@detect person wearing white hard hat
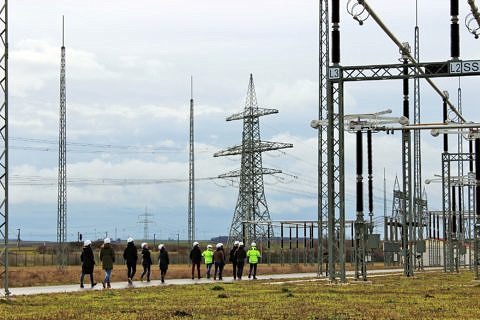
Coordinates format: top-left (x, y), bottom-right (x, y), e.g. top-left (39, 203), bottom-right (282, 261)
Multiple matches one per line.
top-left (123, 237), bottom-right (138, 286)
top-left (80, 240), bottom-right (96, 288)
top-left (229, 241), bottom-right (240, 280)
top-left (247, 242), bottom-right (261, 279)
top-left (99, 237), bottom-right (115, 288)
top-left (140, 243), bottom-right (152, 282)
top-left (189, 242), bottom-right (202, 280)
top-left (213, 243), bottom-right (225, 280)
top-left (235, 242), bottom-right (247, 280)
top-left (158, 244), bottom-right (169, 283)
top-left (202, 244), bottom-right (214, 279)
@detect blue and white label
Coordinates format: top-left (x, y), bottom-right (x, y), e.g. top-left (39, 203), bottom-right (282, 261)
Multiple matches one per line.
top-left (449, 60), bottom-right (480, 74)
top-left (329, 67), bottom-right (340, 79)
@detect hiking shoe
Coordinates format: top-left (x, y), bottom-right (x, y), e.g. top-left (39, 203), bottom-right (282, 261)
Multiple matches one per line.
top-left (80, 284), bottom-right (84, 288)
top-left (101, 281), bottom-right (106, 289)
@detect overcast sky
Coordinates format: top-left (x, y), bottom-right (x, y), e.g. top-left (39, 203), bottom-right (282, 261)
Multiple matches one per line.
top-left (8, 0), bottom-right (480, 241)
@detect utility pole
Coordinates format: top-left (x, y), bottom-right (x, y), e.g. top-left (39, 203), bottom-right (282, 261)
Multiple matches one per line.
top-left (214, 74), bottom-right (292, 247)
top-left (57, 15), bottom-right (67, 269)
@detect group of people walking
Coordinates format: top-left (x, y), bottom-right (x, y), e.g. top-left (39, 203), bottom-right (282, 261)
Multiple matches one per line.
top-left (190, 241), bottom-right (261, 281)
top-left (80, 238), bottom-right (261, 289)
top-left (80, 237), bottom-right (169, 289)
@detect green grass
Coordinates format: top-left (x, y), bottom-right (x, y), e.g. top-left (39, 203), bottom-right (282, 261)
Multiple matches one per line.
top-left (2, 272), bottom-right (480, 319)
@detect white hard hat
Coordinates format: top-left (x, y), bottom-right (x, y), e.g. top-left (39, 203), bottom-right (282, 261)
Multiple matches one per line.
top-left (234, 241), bottom-right (240, 246)
top-left (251, 242), bottom-right (256, 247)
top-left (193, 241), bottom-right (199, 247)
top-left (141, 242), bottom-right (147, 248)
top-left (216, 243), bottom-right (222, 248)
top-left (239, 242), bottom-right (244, 246)
top-left (158, 244), bottom-right (164, 250)
top-left (207, 244), bottom-right (213, 249)
top-left (84, 240), bottom-right (91, 246)
top-left (219, 243), bottom-right (224, 247)
top-left (127, 237), bottom-right (134, 243)
top-left (104, 237), bottom-right (111, 244)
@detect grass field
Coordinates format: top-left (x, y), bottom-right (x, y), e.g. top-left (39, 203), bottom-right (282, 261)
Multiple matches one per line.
top-left (1, 271), bottom-right (479, 319)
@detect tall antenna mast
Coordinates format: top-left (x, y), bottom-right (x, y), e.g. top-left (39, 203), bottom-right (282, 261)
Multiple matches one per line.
top-left (188, 76), bottom-right (195, 243)
top-left (0, 0), bottom-right (9, 297)
top-left (57, 15), bottom-right (67, 268)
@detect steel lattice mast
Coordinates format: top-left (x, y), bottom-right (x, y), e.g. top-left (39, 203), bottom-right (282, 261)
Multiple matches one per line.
top-left (214, 74), bottom-right (292, 246)
top-left (0, 0), bottom-right (8, 297)
top-left (318, 0), bottom-right (329, 276)
top-left (57, 16), bottom-right (67, 268)
top-left (413, 0), bottom-right (426, 271)
top-left (188, 77), bottom-right (195, 243)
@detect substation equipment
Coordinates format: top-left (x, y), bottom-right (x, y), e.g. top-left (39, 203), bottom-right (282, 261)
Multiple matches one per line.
top-left (312, 0), bottom-right (480, 282)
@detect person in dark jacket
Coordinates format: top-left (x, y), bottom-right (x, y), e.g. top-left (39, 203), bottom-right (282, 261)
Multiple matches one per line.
top-left (123, 237), bottom-right (138, 285)
top-left (229, 241), bottom-right (239, 280)
top-left (140, 242), bottom-right (152, 282)
top-left (189, 241), bottom-right (202, 280)
top-left (235, 242), bottom-right (247, 280)
top-left (213, 243), bottom-right (225, 280)
top-left (158, 244), bottom-right (169, 283)
top-left (80, 240), bottom-right (96, 288)
top-left (99, 237), bottom-right (115, 289)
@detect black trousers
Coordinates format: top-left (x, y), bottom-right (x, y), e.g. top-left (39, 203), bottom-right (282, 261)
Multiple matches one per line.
top-left (214, 262), bottom-right (224, 280)
top-left (141, 264), bottom-right (151, 281)
top-left (236, 262), bottom-right (244, 279)
top-left (232, 262), bottom-right (237, 279)
top-left (249, 263), bottom-right (258, 278)
top-left (127, 262), bottom-right (136, 279)
top-left (191, 261), bottom-right (201, 279)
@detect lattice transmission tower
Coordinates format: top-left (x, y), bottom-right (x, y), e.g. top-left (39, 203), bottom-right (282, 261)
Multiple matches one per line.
top-left (138, 207), bottom-right (154, 241)
top-left (0, 0), bottom-right (9, 296)
top-left (214, 74), bottom-right (292, 246)
top-left (57, 16), bottom-right (67, 268)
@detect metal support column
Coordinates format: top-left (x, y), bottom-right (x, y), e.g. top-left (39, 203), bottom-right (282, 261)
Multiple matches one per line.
top-left (475, 138), bottom-right (480, 279)
top-left (0, 0), bottom-right (8, 297)
top-left (57, 16), bottom-right (67, 268)
top-left (318, 0), bottom-right (330, 277)
top-left (401, 53), bottom-right (414, 277)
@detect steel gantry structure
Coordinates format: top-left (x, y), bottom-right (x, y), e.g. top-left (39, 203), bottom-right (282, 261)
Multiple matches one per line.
top-left (57, 17), bottom-right (67, 268)
top-left (317, 0), bottom-right (480, 281)
top-left (0, 0), bottom-right (8, 296)
top-left (214, 74), bottom-right (293, 247)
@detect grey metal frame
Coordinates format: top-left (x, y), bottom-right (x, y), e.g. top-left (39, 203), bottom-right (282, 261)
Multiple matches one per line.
top-left (188, 79), bottom-right (195, 243)
top-left (318, 0), bottom-right (329, 278)
top-left (0, 0), bottom-right (8, 296)
top-left (57, 17), bottom-right (67, 268)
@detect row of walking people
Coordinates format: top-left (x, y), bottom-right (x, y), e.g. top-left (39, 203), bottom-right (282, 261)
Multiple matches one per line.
top-left (80, 237), bottom-right (169, 289)
top-left (80, 237), bottom-right (261, 289)
top-left (189, 240), bottom-right (261, 281)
